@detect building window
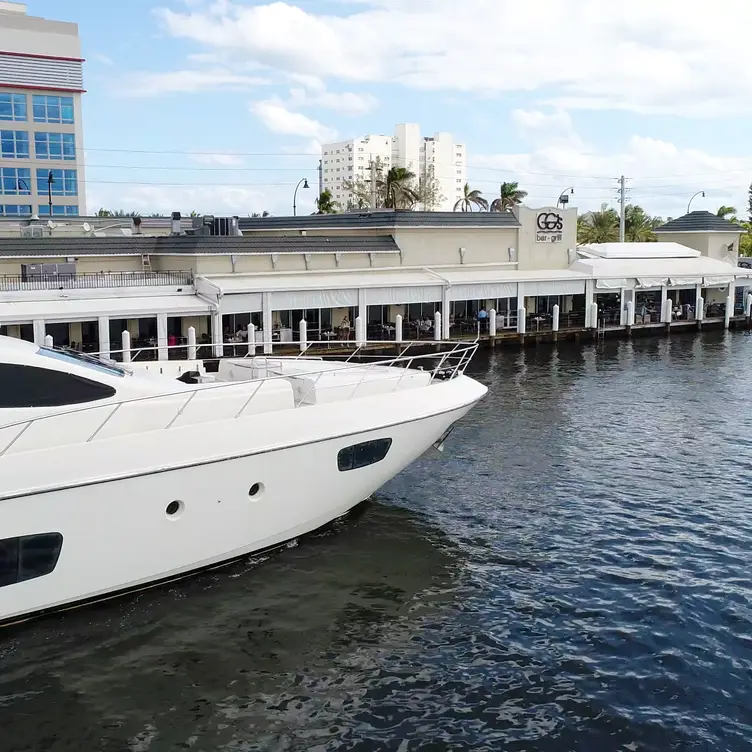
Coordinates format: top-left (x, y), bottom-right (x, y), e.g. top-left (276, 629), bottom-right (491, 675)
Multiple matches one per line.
top-left (38, 204), bottom-right (79, 216)
top-left (35, 132), bottom-right (76, 160)
top-left (1, 130), bottom-right (29, 158)
top-left (0, 363), bottom-right (116, 407)
top-left (32, 95), bottom-right (74, 124)
top-left (0, 204), bottom-right (32, 216)
top-left (0, 93), bottom-right (27, 122)
top-left (0, 167), bottom-right (31, 195)
top-left (36, 169), bottom-right (78, 196)
top-left (337, 438), bottom-right (392, 471)
top-left (0, 533), bottom-right (64, 588)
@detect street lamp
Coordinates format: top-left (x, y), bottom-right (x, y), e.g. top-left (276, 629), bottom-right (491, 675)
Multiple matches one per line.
top-left (557, 187), bottom-right (574, 208)
top-left (47, 170), bottom-right (54, 217)
top-left (293, 177), bottom-right (309, 216)
top-left (687, 190), bottom-right (705, 214)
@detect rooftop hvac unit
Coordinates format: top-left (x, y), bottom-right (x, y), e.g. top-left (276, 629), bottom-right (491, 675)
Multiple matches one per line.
top-left (20, 225), bottom-right (44, 238)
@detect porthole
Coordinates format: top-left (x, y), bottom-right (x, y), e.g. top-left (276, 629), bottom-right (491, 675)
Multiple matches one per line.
top-left (166, 500), bottom-right (184, 518)
top-left (249, 483), bottom-right (264, 498)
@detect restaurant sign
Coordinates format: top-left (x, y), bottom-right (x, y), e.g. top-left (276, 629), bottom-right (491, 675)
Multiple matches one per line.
top-left (535, 211), bottom-right (564, 243)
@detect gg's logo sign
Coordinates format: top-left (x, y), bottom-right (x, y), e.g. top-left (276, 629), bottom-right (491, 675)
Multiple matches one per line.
top-left (536, 212), bottom-right (563, 231)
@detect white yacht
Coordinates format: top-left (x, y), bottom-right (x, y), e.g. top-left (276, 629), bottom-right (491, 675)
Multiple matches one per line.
top-left (0, 336), bottom-right (486, 625)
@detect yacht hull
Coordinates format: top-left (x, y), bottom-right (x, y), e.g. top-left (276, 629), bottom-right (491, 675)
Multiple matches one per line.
top-left (0, 394), bottom-right (480, 625)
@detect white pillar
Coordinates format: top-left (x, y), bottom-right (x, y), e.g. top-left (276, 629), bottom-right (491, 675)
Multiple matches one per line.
top-left (434, 311), bottom-right (442, 341)
top-left (584, 279), bottom-right (594, 328)
top-left (517, 307), bottom-right (526, 334)
top-left (590, 303), bottom-right (599, 329)
top-left (746, 293), bottom-right (752, 318)
top-left (626, 300), bottom-right (635, 326)
top-left (246, 323), bottom-right (255, 356)
top-left (660, 286), bottom-right (668, 322)
top-left (121, 330), bottom-right (131, 363)
top-left (395, 314), bottom-right (403, 343)
top-left (661, 298), bottom-right (671, 323)
top-left (695, 283), bottom-right (703, 318)
top-left (725, 295), bottom-right (732, 329)
top-left (98, 315), bottom-right (110, 359)
top-left (211, 310), bottom-right (223, 358)
top-left (299, 318), bottom-right (307, 352)
top-left (44, 334), bottom-right (53, 348)
top-left (186, 326), bottom-right (196, 361)
top-left (552, 304), bottom-right (560, 332)
top-left (32, 319), bottom-right (46, 346)
top-left (357, 288), bottom-right (367, 340)
top-left (489, 308), bottom-right (497, 335)
top-left (619, 288), bottom-right (627, 326)
top-left (697, 296), bottom-right (705, 322)
top-left (354, 316), bottom-right (365, 346)
top-left (728, 281), bottom-right (736, 319)
top-left (157, 312), bottom-right (169, 361)
top-left (441, 286), bottom-right (451, 339)
top-left (262, 292), bottom-right (272, 355)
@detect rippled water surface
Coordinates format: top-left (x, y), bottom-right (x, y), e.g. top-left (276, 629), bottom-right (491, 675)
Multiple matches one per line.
top-left (4, 332), bottom-right (752, 751)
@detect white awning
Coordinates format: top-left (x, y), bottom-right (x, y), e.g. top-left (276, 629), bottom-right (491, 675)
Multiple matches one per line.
top-left (221, 292), bottom-right (263, 314)
top-left (704, 275), bottom-right (735, 287)
top-left (365, 285), bottom-right (443, 305)
top-left (271, 288), bottom-right (358, 310)
top-left (596, 278), bottom-right (627, 290)
top-left (669, 277), bottom-right (702, 287)
top-left (0, 294), bottom-right (213, 324)
top-left (524, 279), bottom-right (585, 296)
top-left (636, 277), bottom-right (669, 289)
top-left (448, 282), bottom-right (517, 301)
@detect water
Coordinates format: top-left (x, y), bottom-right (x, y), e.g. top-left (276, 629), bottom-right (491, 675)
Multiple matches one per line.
top-left (3, 331), bottom-right (752, 751)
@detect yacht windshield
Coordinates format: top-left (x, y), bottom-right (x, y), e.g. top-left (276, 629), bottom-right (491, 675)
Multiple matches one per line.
top-left (38, 347), bottom-right (128, 378)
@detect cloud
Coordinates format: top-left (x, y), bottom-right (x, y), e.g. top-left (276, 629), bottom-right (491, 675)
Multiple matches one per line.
top-left (117, 68), bottom-right (270, 97)
top-left (93, 53), bottom-right (114, 66)
top-left (472, 112), bottom-right (752, 218)
top-left (154, 0), bottom-right (752, 116)
top-left (287, 87), bottom-right (377, 115)
top-left (251, 100), bottom-right (337, 141)
top-left (188, 153), bottom-right (245, 166)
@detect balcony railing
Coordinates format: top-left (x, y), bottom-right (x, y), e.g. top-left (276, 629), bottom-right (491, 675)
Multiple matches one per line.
top-left (0, 271), bottom-right (194, 291)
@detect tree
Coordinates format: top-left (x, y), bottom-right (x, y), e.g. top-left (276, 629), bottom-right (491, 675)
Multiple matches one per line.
top-left (380, 166), bottom-right (420, 209)
top-left (624, 204), bottom-right (662, 242)
top-left (748, 182), bottom-right (752, 222)
top-left (415, 164), bottom-right (444, 210)
top-left (577, 205), bottom-right (619, 243)
top-left (314, 189), bottom-right (338, 214)
top-left (717, 205), bottom-right (738, 220)
top-left (490, 181), bottom-right (527, 212)
top-left (96, 208), bottom-right (140, 217)
top-left (250, 211), bottom-right (270, 217)
top-left (740, 223), bottom-right (752, 256)
top-left (454, 182), bottom-right (488, 212)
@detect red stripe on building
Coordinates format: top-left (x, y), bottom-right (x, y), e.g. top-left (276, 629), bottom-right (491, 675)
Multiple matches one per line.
top-left (0, 83), bottom-right (86, 94)
top-left (0, 50), bottom-right (85, 63)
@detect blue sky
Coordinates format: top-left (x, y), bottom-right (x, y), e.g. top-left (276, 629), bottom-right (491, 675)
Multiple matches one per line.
top-left (26, 0), bottom-right (752, 218)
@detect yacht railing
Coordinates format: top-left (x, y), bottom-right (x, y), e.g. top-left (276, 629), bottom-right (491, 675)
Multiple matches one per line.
top-left (0, 339), bottom-right (479, 457)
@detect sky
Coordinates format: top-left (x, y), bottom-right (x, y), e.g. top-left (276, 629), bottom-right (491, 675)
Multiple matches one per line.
top-left (25, 0), bottom-right (752, 218)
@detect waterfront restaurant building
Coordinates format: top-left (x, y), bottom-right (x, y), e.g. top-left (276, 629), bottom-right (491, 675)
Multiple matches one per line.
top-left (0, 207), bottom-right (747, 358)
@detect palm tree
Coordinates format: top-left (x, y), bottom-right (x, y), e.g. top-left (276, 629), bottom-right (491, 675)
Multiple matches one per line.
top-left (315, 189), bottom-right (338, 214)
top-left (380, 167), bottom-right (420, 209)
top-left (624, 204), bottom-right (662, 242)
top-left (577, 206), bottom-right (619, 244)
top-left (453, 183), bottom-right (488, 212)
top-left (490, 181), bottom-right (527, 212)
top-left (717, 205), bottom-right (738, 221)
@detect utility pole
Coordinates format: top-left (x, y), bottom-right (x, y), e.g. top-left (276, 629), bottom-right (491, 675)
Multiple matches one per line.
top-left (318, 159), bottom-right (323, 196)
top-left (617, 175), bottom-right (627, 242)
top-left (369, 159), bottom-right (377, 208)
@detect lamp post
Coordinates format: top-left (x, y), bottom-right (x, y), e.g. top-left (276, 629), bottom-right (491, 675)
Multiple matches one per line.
top-left (557, 187), bottom-right (574, 208)
top-left (293, 177), bottom-right (309, 216)
top-left (687, 190), bottom-right (705, 214)
top-left (47, 170), bottom-right (54, 217)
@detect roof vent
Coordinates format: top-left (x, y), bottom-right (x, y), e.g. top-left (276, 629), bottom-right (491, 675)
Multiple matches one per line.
top-left (170, 211), bottom-right (184, 236)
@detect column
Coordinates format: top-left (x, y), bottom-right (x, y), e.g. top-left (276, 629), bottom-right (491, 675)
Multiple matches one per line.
top-left (619, 288), bottom-right (626, 326)
top-left (32, 319), bottom-right (46, 346)
top-left (157, 312), bottom-right (169, 361)
top-left (357, 288), bottom-right (367, 344)
top-left (211, 310), bottom-right (223, 357)
top-left (262, 292), bottom-right (273, 355)
top-left (695, 283), bottom-right (703, 320)
top-left (517, 282), bottom-right (525, 331)
top-left (97, 316), bottom-right (110, 358)
top-left (442, 286), bottom-right (451, 339)
top-left (584, 279), bottom-right (594, 328)
top-left (660, 285), bottom-right (668, 323)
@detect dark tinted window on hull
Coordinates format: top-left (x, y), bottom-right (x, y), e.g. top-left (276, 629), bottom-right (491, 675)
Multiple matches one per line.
top-left (0, 533), bottom-right (63, 587)
top-left (337, 438), bottom-right (393, 471)
top-left (0, 363), bottom-right (116, 407)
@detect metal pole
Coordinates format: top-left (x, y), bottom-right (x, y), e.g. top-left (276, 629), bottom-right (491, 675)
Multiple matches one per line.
top-left (318, 159), bottom-right (323, 195)
top-left (47, 170), bottom-right (53, 217)
top-left (687, 191), bottom-right (705, 214)
top-left (292, 177), bottom-right (307, 216)
top-left (618, 175), bottom-right (626, 242)
top-left (370, 160), bottom-right (377, 208)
